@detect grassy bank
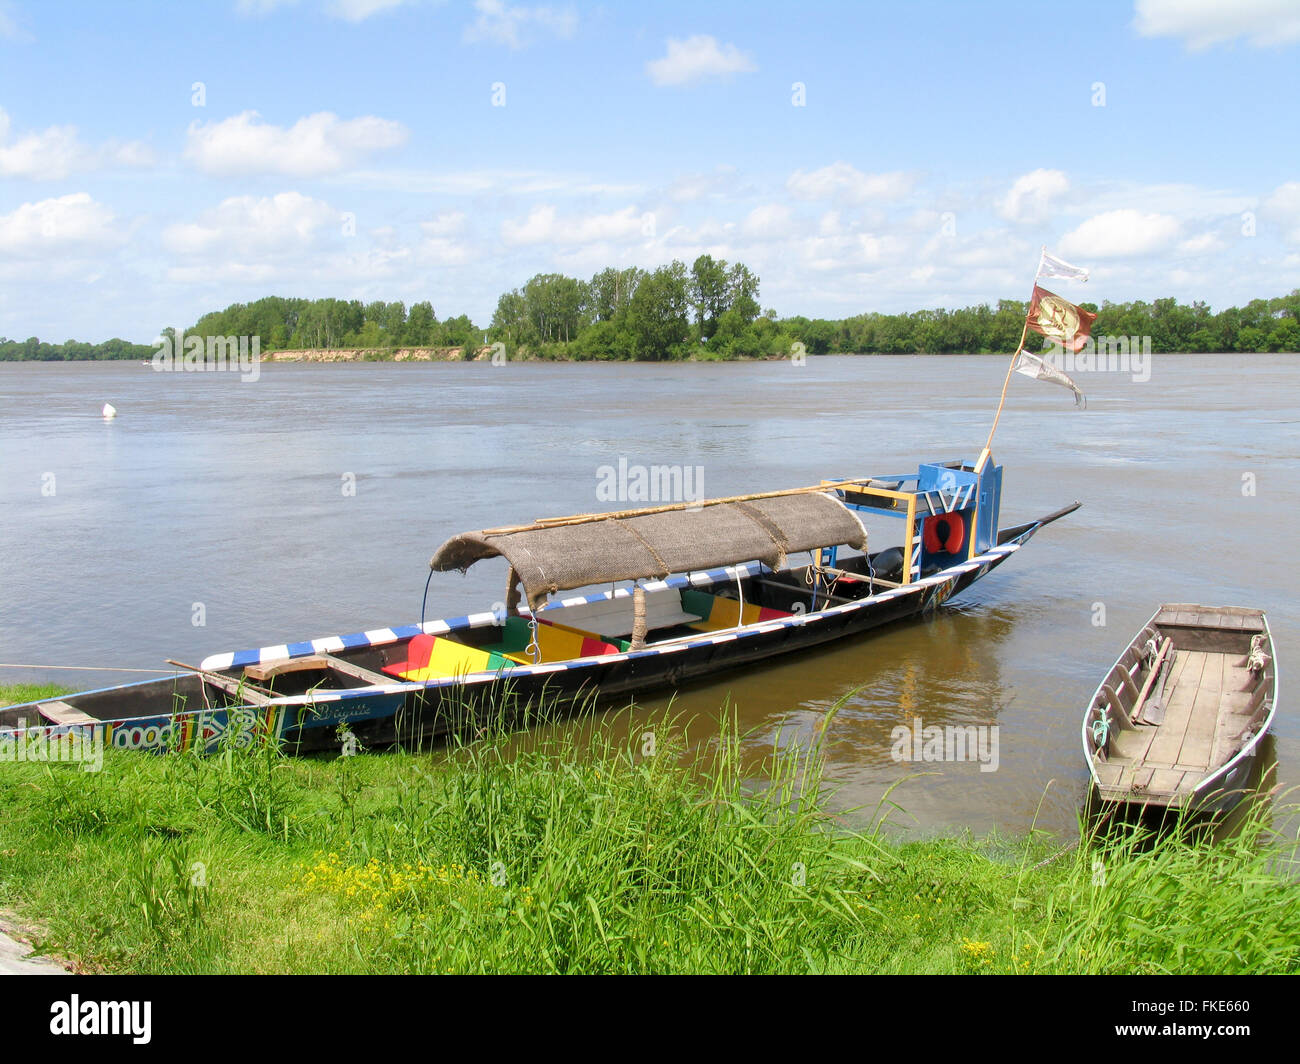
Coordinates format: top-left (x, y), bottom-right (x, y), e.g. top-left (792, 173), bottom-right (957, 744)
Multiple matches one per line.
top-left (1, 685), bottom-right (1296, 974)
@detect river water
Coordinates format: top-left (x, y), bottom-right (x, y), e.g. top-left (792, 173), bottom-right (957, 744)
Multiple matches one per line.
top-left (1, 355), bottom-right (1295, 836)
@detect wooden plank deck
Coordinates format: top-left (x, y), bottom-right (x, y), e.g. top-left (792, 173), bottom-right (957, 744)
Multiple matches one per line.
top-left (1143, 650), bottom-right (1206, 767)
top-left (1173, 651), bottom-right (1225, 770)
top-left (1109, 649), bottom-right (1193, 768)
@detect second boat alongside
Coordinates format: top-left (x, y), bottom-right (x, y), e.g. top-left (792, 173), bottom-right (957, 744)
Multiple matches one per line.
top-left (1082, 604), bottom-right (1277, 815)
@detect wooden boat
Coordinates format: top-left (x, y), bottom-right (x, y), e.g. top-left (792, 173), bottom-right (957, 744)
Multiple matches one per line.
top-left (1082, 604), bottom-right (1277, 814)
top-left (1, 457), bottom-right (1078, 757)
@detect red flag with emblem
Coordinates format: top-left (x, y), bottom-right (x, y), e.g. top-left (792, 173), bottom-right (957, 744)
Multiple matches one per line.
top-left (1025, 285), bottom-right (1097, 353)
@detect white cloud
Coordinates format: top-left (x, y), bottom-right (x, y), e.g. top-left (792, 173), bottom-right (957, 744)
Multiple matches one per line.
top-left (665, 165), bottom-right (743, 203)
top-left (786, 162), bottom-right (915, 204)
top-left (740, 204), bottom-right (796, 240)
top-left (501, 204), bottom-right (649, 245)
top-left (1264, 182), bottom-right (1300, 243)
top-left (338, 167), bottom-right (641, 198)
top-left (0, 193), bottom-right (123, 255)
top-left (1133, 0), bottom-right (1300, 49)
top-left (997, 168), bottom-right (1070, 224)
top-left (421, 210), bottom-right (467, 237)
top-left (1178, 231), bottom-right (1227, 255)
top-left (0, 1), bottom-right (30, 40)
top-left (920, 229), bottom-right (1030, 271)
top-left (184, 111), bottom-right (407, 177)
top-left (1059, 209), bottom-right (1181, 258)
top-left (162, 192), bottom-right (340, 256)
top-left (416, 211), bottom-right (470, 264)
top-left (327, 0), bottom-right (409, 19)
top-left (793, 231), bottom-right (895, 272)
top-left (235, 0), bottom-right (300, 14)
top-left (417, 238), bottom-right (469, 266)
top-left (646, 35), bottom-right (756, 86)
top-left (1078, 180), bottom-right (1253, 219)
top-left (0, 107), bottom-right (154, 179)
top-left (237, 0), bottom-right (414, 19)
top-left (463, 0), bottom-right (576, 49)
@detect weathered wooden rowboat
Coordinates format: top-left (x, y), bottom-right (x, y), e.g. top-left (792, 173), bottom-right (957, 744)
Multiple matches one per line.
top-left (1, 457), bottom-right (1078, 757)
top-left (1082, 604), bottom-right (1277, 815)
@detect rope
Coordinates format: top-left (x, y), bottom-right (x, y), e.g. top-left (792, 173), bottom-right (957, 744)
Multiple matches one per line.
top-left (419, 567), bottom-right (435, 629)
top-left (526, 617), bottom-right (540, 664)
top-left (0, 663), bottom-right (175, 674)
top-left (1017, 840), bottom-right (1079, 875)
top-left (621, 523), bottom-right (671, 577)
top-left (1090, 711), bottom-right (1110, 748)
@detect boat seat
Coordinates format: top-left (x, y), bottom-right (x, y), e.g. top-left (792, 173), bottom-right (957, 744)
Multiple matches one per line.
top-left (37, 701), bottom-right (97, 726)
top-left (681, 589), bottom-right (793, 631)
top-left (480, 615), bottom-right (626, 664)
top-left (246, 654), bottom-right (390, 686)
top-left (535, 588), bottom-right (701, 640)
top-left (382, 633), bottom-right (516, 682)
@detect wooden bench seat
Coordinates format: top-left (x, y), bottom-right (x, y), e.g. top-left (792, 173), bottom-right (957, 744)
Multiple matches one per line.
top-left (37, 700), bottom-right (98, 726)
top-left (246, 654), bottom-right (390, 686)
top-left (536, 588), bottom-right (701, 639)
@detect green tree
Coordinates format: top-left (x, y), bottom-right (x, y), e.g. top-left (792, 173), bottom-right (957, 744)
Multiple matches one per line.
top-left (626, 262), bottom-right (689, 360)
top-left (406, 301), bottom-right (436, 345)
top-left (689, 254), bottom-right (730, 340)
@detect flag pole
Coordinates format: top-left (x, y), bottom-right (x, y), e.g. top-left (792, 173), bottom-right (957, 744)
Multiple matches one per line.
top-left (975, 314), bottom-right (1030, 473)
top-left (975, 246), bottom-right (1047, 473)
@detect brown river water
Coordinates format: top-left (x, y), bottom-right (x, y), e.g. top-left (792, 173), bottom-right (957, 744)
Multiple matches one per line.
top-left (0, 354), bottom-right (1295, 837)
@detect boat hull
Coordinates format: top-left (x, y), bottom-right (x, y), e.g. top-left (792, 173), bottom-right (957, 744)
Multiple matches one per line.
top-left (1082, 604), bottom-right (1278, 817)
top-left (1, 512), bottom-right (1064, 757)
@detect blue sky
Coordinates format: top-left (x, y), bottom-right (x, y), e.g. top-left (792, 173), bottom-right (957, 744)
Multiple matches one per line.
top-left (1, 0), bottom-right (1298, 342)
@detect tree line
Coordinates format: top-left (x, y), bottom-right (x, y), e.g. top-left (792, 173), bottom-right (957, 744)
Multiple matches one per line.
top-left (791, 289), bottom-right (1300, 356)
top-left (487, 256), bottom-right (794, 360)
top-left (0, 336), bottom-right (156, 361)
top-left (177, 295), bottom-right (482, 352)
top-left (2, 270), bottom-right (1297, 361)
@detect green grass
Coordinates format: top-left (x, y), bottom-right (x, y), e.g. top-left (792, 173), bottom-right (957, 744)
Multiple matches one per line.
top-left (0, 684), bottom-right (1296, 974)
top-left (0, 682), bottom-right (71, 707)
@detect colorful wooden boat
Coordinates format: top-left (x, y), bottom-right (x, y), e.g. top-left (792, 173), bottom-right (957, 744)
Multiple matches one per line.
top-left (1082, 604), bottom-right (1277, 814)
top-left (1, 457), bottom-right (1078, 756)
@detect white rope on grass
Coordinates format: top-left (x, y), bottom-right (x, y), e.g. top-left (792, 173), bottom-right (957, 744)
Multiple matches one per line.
top-left (0, 663), bottom-right (174, 674)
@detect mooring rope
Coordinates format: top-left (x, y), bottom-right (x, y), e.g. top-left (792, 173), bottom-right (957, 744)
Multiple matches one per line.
top-left (0, 663), bottom-right (175, 674)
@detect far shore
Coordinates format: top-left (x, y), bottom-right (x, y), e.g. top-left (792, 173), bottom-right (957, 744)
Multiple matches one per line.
top-left (261, 345), bottom-right (491, 362)
top-left (1, 349), bottom-right (1291, 366)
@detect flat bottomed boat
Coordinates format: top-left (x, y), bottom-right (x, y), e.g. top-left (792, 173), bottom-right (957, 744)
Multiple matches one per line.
top-left (1083, 604), bottom-right (1277, 814)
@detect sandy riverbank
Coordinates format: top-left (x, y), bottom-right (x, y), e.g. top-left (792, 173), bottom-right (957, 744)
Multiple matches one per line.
top-left (260, 346), bottom-right (494, 363)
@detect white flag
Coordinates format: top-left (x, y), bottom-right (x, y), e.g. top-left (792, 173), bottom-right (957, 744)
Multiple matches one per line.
top-left (1036, 247), bottom-right (1089, 283)
top-left (1014, 349), bottom-right (1086, 407)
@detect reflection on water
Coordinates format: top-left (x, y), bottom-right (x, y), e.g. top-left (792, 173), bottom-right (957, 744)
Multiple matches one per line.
top-left (1, 355), bottom-right (1296, 838)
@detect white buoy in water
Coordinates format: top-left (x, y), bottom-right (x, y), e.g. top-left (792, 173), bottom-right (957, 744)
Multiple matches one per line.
top-left (102, 403), bottom-right (117, 419)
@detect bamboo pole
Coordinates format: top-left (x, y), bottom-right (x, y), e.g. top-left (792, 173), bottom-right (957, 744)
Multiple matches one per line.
top-left (630, 585), bottom-right (647, 650)
top-left (479, 478), bottom-right (881, 536)
top-left (975, 313), bottom-right (1031, 474)
top-left (504, 566), bottom-right (521, 617)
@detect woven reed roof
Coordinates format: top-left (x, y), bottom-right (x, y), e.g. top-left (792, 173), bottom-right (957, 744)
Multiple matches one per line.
top-left (430, 491), bottom-right (868, 607)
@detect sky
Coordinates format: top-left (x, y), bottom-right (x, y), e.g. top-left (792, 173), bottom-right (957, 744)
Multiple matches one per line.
top-left (1, 0), bottom-right (1298, 343)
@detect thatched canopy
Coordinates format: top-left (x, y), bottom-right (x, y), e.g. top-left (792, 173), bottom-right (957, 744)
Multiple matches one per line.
top-left (430, 491), bottom-right (868, 608)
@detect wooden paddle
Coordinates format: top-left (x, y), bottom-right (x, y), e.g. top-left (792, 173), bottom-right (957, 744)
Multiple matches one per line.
top-left (1143, 651), bottom-right (1176, 726)
top-left (1132, 638), bottom-right (1172, 725)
